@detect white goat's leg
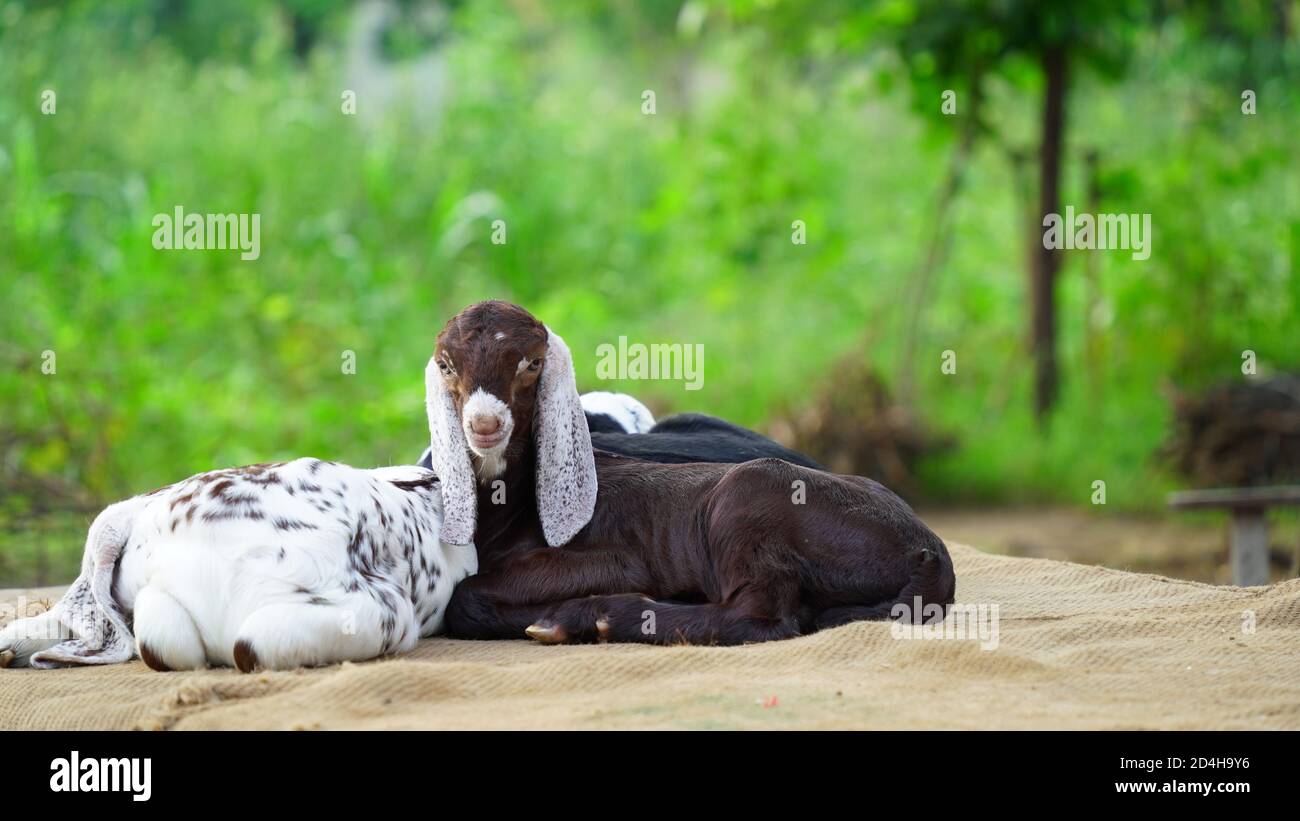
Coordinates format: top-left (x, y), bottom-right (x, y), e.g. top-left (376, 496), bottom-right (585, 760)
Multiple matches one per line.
top-left (133, 585), bottom-right (207, 671)
top-left (229, 593), bottom-right (413, 672)
top-left (0, 608), bottom-right (69, 668)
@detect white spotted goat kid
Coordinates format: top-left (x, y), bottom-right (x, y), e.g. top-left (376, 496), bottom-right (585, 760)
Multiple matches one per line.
top-left (0, 459), bottom-right (473, 672)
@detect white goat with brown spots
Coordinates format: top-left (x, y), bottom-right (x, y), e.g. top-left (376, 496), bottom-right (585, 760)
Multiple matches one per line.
top-left (0, 459), bottom-right (474, 672)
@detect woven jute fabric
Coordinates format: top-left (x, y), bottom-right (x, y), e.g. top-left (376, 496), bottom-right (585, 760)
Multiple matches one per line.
top-left (2, 543), bottom-right (1296, 730)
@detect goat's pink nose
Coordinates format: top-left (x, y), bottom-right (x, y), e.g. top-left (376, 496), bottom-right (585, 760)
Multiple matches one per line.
top-left (470, 414), bottom-right (502, 436)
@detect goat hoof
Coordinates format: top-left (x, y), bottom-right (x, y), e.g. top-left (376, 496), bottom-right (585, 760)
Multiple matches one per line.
top-left (525, 623), bottom-right (568, 644)
top-left (595, 618), bottom-right (610, 642)
top-left (232, 639), bottom-right (259, 673)
top-left (0, 650), bottom-right (14, 668)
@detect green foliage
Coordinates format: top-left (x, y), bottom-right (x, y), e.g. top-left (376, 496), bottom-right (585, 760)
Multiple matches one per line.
top-left (0, 1), bottom-right (1297, 584)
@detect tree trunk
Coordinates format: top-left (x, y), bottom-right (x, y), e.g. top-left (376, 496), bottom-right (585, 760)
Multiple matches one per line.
top-left (1083, 149), bottom-right (1103, 400)
top-left (1032, 44), bottom-right (1068, 421)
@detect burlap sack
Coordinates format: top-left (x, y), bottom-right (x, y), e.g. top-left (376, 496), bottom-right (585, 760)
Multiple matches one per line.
top-left (2, 543), bottom-right (1296, 729)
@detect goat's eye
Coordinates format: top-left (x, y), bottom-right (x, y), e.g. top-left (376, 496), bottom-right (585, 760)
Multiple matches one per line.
top-left (438, 361), bottom-right (451, 374)
top-left (527, 359), bottom-right (542, 373)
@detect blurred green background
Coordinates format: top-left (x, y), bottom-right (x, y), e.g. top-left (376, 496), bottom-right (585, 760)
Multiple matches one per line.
top-left (1, 0), bottom-right (1298, 586)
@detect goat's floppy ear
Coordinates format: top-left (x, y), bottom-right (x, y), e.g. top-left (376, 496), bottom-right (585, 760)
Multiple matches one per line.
top-left (535, 327), bottom-right (597, 547)
top-left (426, 356), bottom-right (475, 545)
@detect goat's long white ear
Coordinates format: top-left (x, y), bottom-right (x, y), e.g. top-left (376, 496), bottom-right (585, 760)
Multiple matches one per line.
top-left (535, 327), bottom-right (597, 547)
top-left (426, 357), bottom-right (475, 545)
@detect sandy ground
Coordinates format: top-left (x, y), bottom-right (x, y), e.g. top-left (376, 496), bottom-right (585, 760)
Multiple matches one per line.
top-left (6, 541), bottom-right (1299, 730)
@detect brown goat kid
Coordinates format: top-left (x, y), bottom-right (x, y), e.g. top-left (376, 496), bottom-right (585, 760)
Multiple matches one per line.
top-left (427, 301), bottom-right (955, 645)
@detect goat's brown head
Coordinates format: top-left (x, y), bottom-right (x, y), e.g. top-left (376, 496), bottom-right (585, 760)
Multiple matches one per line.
top-left (426, 301), bottom-right (597, 548)
top-left (434, 301), bottom-right (548, 468)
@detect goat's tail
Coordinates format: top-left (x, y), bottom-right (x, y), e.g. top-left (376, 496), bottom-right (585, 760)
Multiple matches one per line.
top-left (814, 541), bottom-right (956, 631)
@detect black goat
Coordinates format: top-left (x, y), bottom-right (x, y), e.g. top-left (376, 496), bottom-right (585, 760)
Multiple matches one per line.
top-left (426, 301), bottom-right (954, 645)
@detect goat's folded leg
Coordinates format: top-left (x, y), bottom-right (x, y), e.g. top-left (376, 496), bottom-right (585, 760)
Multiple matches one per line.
top-left (227, 588), bottom-right (418, 672)
top-left (523, 594), bottom-right (650, 644)
top-left (528, 594), bottom-right (803, 646)
top-left (0, 608), bottom-right (67, 668)
top-left (445, 550), bottom-right (655, 641)
top-left (444, 576), bottom-right (579, 640)
top-left (528, 550), bottom-right (805, 645)
top-left (485, 547), bottom-right (653, 605)
top-left (133, 585), bottom-right (206, 671)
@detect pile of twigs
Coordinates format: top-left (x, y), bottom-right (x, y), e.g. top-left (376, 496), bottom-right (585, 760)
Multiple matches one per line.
top-left (767, 359), bottom-right (953, 494)
top-left (1164, 375), bottom-right (1300, 487)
